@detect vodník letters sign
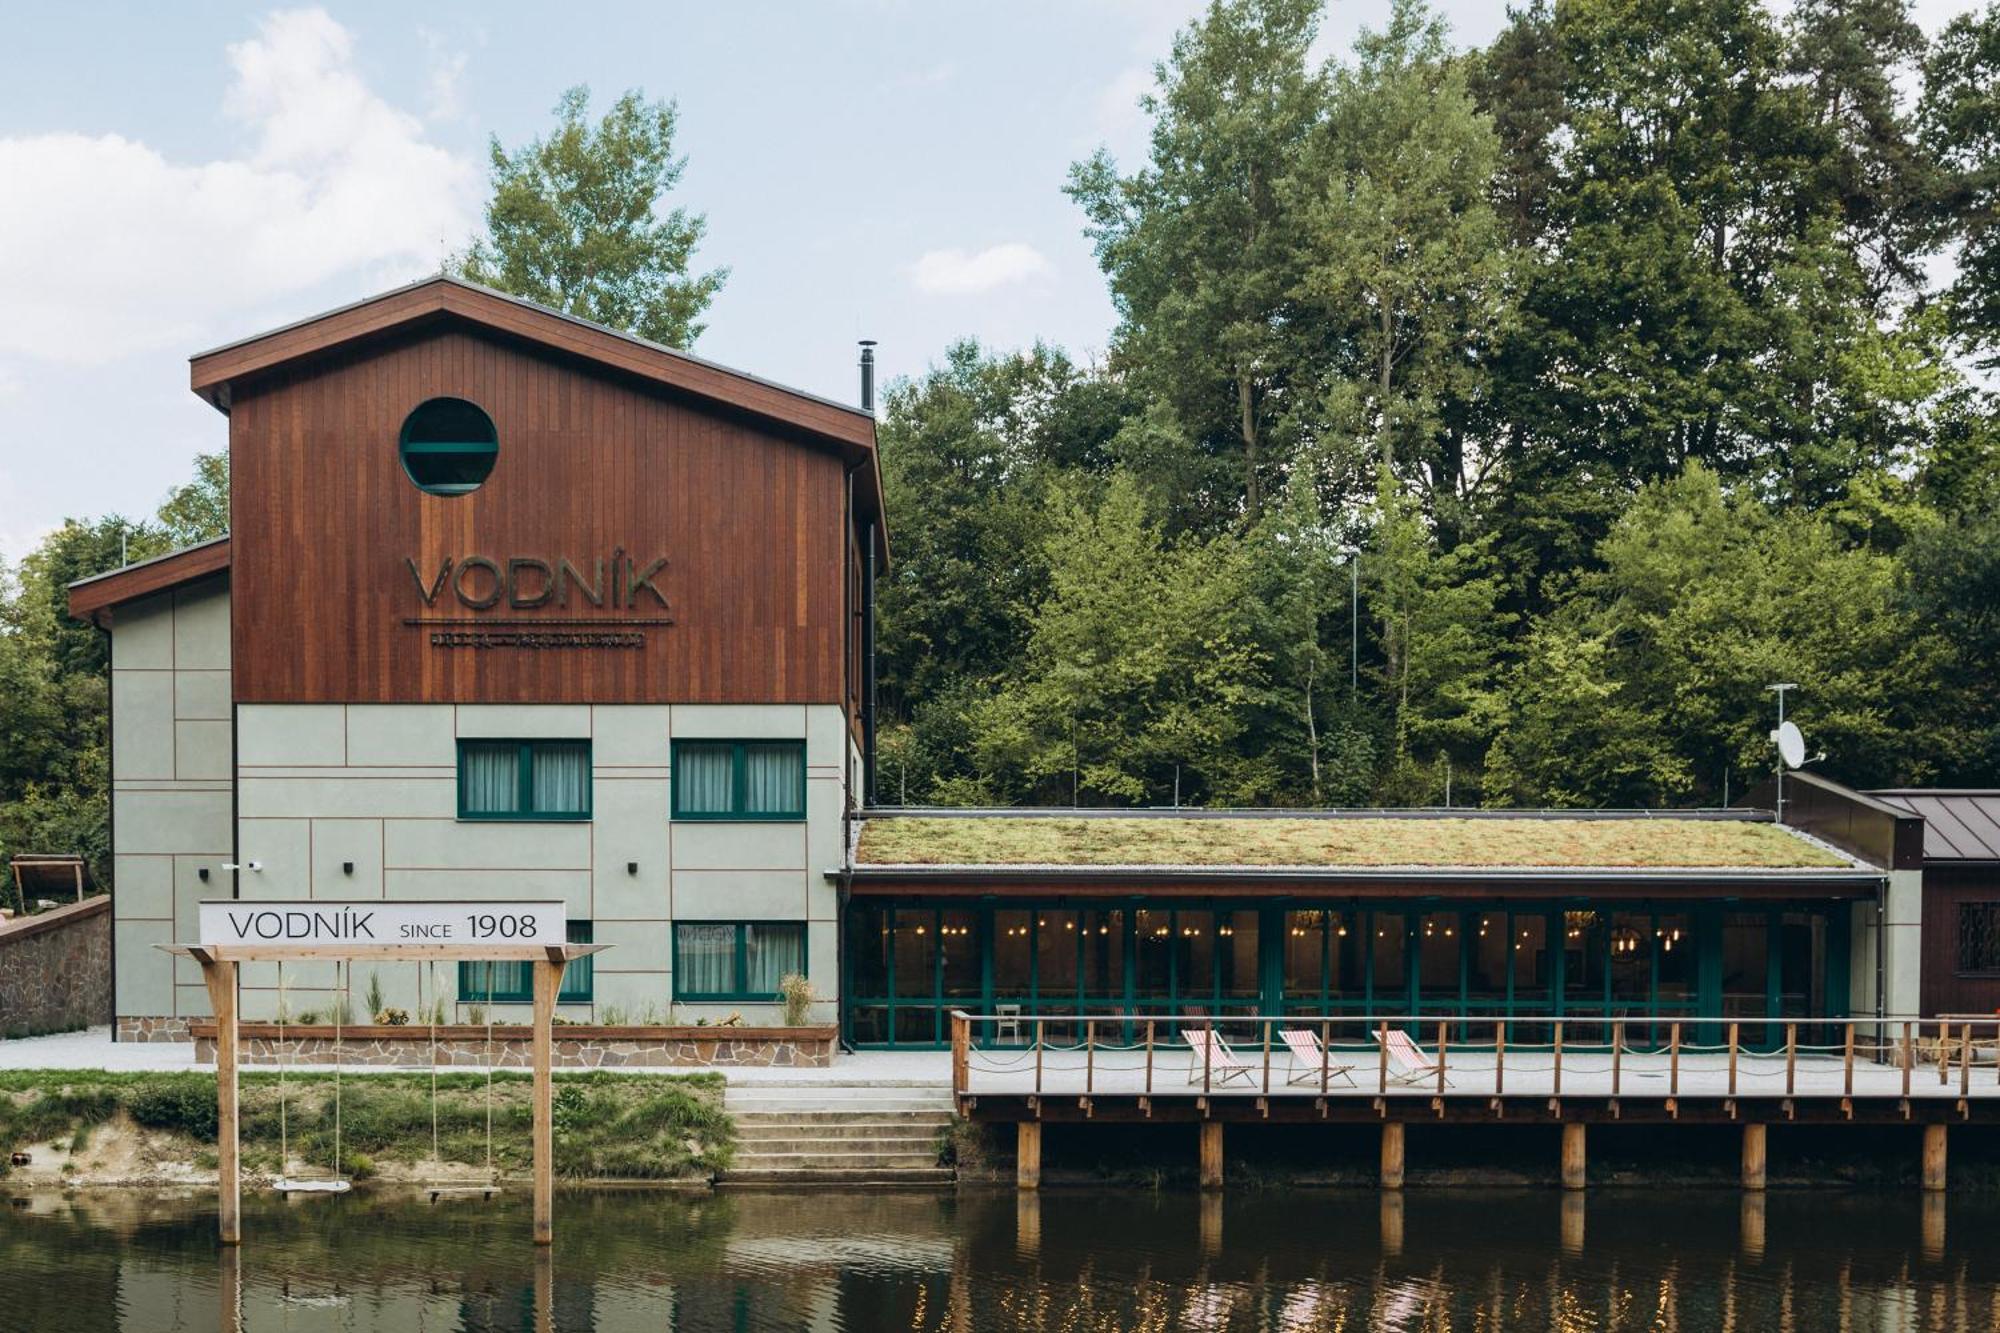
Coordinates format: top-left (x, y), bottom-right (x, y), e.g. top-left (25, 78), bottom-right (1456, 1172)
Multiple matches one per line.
top-left (198, 899), bottom-right (567, 950)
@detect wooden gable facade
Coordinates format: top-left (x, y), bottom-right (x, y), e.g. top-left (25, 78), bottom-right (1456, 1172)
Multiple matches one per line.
top-left (183, 278), bottom-right (883, 710)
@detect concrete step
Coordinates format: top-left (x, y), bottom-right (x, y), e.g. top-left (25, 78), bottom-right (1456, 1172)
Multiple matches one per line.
top-left (736, 1144), bottom-right (944, 1160)
top-left (730, 1108), bottom-right (953, 1125)
top-left (726, 1104), bottom-right (955, 1119)
top-left (722, 1082), bottom-right (951, 1099)
top-left (715, 1167), bottom-right (956, 1189)
top-left (736, 1122), bottom-right (943, 1143)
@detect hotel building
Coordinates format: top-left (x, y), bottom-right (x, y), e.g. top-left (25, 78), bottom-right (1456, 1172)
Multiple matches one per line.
top-left (71, 279), bottom-right (1927, 1048)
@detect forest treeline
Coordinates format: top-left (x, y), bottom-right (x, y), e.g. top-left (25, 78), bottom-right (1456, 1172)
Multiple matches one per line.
top-left (4, 0), bottom-right (2000, 887)
top-left (871, 0), bottom-right (2000, 811)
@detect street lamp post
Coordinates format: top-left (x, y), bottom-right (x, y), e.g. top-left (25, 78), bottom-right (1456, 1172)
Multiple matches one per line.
top-left (1338, 546), bottom-right (1360, 698)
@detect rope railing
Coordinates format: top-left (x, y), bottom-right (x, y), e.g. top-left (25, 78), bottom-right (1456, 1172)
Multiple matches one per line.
top-left (947, 1012), bottom-right (2000, 1103)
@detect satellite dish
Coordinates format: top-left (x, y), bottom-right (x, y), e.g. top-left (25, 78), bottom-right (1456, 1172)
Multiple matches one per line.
top-left (1775, 721), bottom-right (1806, 769)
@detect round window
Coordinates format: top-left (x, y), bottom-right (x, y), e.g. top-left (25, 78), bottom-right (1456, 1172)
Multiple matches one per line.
top-left (399, 397), bottom-right (497, 496)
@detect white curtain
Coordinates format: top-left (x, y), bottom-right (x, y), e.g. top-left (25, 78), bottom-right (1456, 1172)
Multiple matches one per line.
top-left (677, 743), bottom-right (734, 814)
top-left (462, 744), bottom-right (519, 814)
top-left (745, 923), bottom-right (805, 995)
top-left (678, 924), bottom-right (737, 994)
top-left (531, 742), bottom-right (589, 814)
top-left (744, 744), bottom-right (802, 815)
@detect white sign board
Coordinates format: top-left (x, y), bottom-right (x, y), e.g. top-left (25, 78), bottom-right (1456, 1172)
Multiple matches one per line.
top-left (199, 900), bottom-right (567, 950)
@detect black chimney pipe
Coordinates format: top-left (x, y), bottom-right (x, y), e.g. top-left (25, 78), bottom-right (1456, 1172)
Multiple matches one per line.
top-left (858, 339), bottom-right (880, 804)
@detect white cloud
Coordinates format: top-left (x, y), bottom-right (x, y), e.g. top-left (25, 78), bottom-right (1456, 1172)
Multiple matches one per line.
top-left (910, 242), bottom-right (1052, 296)
top-left (420, 26), bottom-right (471, 122)
top-left (0, 8), bottom-right (477, 366)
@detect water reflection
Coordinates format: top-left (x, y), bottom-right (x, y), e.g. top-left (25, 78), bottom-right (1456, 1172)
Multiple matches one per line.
top-left (1, 1186), bottom-right (1997, 1330)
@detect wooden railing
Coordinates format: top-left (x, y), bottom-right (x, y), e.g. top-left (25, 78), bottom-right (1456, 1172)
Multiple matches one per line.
top-left (946, 1012), bottom-right (2000, 1103)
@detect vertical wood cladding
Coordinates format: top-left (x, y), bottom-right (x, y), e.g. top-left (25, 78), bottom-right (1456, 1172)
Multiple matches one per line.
top-left (229, 327), bottom-right (848, 704)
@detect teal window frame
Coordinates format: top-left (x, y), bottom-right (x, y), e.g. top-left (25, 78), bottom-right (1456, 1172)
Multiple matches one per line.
top-left (456, 739), bottom-right (592, 821)
top-left (672, 921), bottom-right (807, 1001)
top-left (457, 920), bottom-right (594, 1004)
top-left (399, 397), bottom-right (498, 497)
top-left (670, 739), bottom-right (806, 821)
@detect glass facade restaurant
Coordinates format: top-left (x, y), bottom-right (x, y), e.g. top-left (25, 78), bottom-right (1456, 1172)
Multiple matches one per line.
top-left (841, 899), bottom-right (1851, 1050)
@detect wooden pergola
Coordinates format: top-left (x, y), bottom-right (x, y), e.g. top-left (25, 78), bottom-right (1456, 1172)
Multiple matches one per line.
top-left (163, 939), bottom-right (607, 1246)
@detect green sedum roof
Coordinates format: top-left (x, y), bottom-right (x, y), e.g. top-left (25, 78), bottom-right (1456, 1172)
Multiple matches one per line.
top-left (856, 815), bottom-right (1850, 871)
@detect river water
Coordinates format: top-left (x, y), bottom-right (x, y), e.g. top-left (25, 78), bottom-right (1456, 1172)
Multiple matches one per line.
top-left (0, 1186), bottom-right (1993, 1330)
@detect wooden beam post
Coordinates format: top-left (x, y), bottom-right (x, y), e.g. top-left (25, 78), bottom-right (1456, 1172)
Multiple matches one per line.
top-left (531, 956), bottom-right (566, 1245)
top-left (1921, 1190), bottom-right (1946, 1264)
top-left (1560, 1191), bottom-right (1585, 1256)
top-left (1742, 1123), bottom-right (1767, 1192)
top-left (1560, 1122), bottom-right (1586, 1191)
top-left (1380, 1122), bottom-right (1406, 1190)
top-left (1016, 1121), bottom-right (1042, 1190)
top-left (199, 958), bottom-right (241, 1246)
top-left (1379, 1190), bottom-right (1405, 1258)
top-left (1199, 1120), bottom-right (1224, 1190)
top-left (1922, 1123), bottom-right (1948, 1193)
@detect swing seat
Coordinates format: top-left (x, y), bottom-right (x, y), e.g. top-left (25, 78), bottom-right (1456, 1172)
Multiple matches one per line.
top-left (273, 1176), bottom-right (352, 1194)
top-left (423, 1182), bottom-right (504, 1203)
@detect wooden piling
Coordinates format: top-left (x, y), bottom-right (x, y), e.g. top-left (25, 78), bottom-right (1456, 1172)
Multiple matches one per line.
top-left (531, 957), bottom-right (564, 1246)
top-left (1742, 1123), bottom-right (1767, 1191)
top-left (1380, 1122), bottom-right (1406, 1190)
top-left (198, 958), bottom-right (241, 1247)
top-left (1199, 1120), bottom-right (1224, 1190)
top-left (1017, 1121), bottom-right (1042, 1190)
top-left (1922, 1123), bottom-right (1947, 1193)
top-left (1560, 1122), bottom-right (1586, 1191)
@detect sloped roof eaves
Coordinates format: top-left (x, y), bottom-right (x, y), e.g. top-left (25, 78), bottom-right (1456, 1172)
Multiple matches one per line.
top-left (1872, 791), bottom-right (2000, 862)
top-left (189, 276), bottom-right (873, 430)
top-left (66, 535), bottom-right (231, 620)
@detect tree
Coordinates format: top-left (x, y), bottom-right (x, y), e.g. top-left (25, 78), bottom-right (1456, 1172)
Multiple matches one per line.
top-left (1921, 3), bottom-right (2000, 363)
top-left (1367, 473), bottom-right (1509, 802)
top-left (1488, 464), bottom-right (1950, 806)
top-left (1248, 475), bottom-right (1377, 804)
top-left (157, 451), bottom-right (229, 546)
top-left (965, 475), bottom-right (1269, 805)
top-left (458, 86), bottom-right (726, 348)
top-left (1067, 0), bottom-right (1325, 524)
top-left (1292, 0), bottom-right (1509, 511)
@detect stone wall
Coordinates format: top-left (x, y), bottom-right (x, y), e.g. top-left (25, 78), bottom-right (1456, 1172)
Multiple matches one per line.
top-left (190, 1022), bottom-right (838, 1069)
top-left (0, 896), bottom-right (111, 1037)
top-left (115, 1016), bottom-right (194, 1042)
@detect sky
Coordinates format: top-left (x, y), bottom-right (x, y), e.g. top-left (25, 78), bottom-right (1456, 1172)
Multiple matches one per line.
top-left (0, 1), bottom-right (1975, 562)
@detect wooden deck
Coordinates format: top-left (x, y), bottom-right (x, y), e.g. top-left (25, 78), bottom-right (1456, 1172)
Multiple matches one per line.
top-left (951, 1014), bottom-right (2000, 1129)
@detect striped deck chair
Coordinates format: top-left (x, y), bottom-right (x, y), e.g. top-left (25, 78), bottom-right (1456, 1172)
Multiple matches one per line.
top-left (1181, 1028), bottom-right (1254, 1086)
top-left (1279, 1027), bottom-right (1358, 1087)
top-left (1376, 1027), bottom-right (1453, 1087)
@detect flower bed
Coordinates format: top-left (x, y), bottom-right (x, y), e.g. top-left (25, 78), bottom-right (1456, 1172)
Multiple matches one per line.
top-left (189, 1022), bottom-right (838, 1069)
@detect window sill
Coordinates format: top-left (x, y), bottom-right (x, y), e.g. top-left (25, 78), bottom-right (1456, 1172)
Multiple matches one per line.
top-left (456, 814), bottom-right (593, 823)
top-left (670, 815), bottom-right (806, 824)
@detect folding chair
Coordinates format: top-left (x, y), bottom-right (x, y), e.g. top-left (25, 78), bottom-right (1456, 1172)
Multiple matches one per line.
top-left (1181, 1028), bottom-right (1255, 1086)
top-left (1377, 1027), bottom-right (1453, 1087)
top-left (1279, 1027), bottom-right (1358, 1087)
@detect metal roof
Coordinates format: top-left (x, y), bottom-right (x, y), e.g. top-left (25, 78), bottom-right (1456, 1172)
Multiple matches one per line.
top-left (1871, 791), bottom-right (2000, 862)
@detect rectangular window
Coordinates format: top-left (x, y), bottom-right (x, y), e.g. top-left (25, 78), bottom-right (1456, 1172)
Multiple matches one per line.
top-left (1959, 903), bottom-right (2000, 975)
top-left (457, 920), bottom-right (593, 1004)
top-left (674, 921), bottom-right (807, 1000)
top-left (458, 740), bottom-right (591, 820)
top-left (671, 740), bottom-right (805, 820)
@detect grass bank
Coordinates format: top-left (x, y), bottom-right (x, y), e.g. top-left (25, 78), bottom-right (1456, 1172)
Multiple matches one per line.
top-left (0, 1068), bottom-right (731, 1187)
